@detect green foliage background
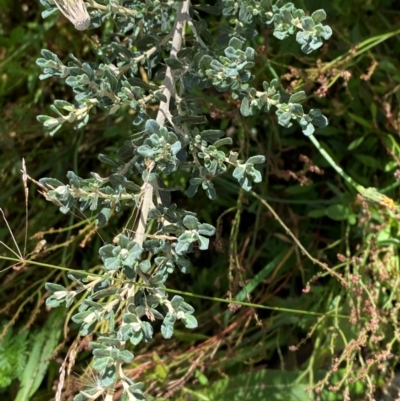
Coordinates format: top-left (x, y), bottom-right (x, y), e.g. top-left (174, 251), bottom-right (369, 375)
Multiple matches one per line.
top-left (1, 0), bottom-right (400, 400)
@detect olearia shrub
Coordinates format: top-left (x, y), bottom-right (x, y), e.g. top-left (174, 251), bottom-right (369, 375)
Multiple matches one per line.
top-left (36, 0), bottom-right (332, 399)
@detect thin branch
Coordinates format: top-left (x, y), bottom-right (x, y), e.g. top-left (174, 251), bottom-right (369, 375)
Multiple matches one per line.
top-left (250, 190), bottom-right (349, 288)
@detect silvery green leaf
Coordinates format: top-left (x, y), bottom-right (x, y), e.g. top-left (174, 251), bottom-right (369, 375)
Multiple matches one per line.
top-left (161, 313), bottom-right (176, 339)
top-left (111, 42), bottom-right (134, 60)
top-left (210, 59), bottom-right (224, 71)
top-left (93, 357), bottom-right (113, 371)
top-left (74, 392), bottom-right (91, 401)
top-left (203, 181), bottom-right (216, 200)
top-left (90, 194), bottom-right (98, 211)
top-left (116, 234), bottom-right (130, 249)
top-left (54, 99), bottom-right (74, 111)
top-left (128, 330), bottom-right (143, 346)
top-left (101, 365), bottom-right (116, 387)
top-left (154, 91), bottom-right (167, 103)
top-left (78, 302), bottom-right (89, 312)
top-left (65, 172), bottom-right (81, 189)
top-left (145, 119), bottom-right (159, 134)
top-left (46, 295), bottom-right (65, 308)
top-left (179, 301), bottom-right (195, 314)
top-left (119, 325), bottom-right (133, 341)
top-left (290, 103), bottom-right (305, 117)
top-left (249, 168), bottom-right (262, 183)
top-left (123, 243), bottom-right (143, 265)
top-left (233, 166), bottom-right (245, 180)
top-left (68, 272), bottom-right (87, 282)
top-left (182, 313), bottom-right (197, 329)
top-left (224, 47), bottom-right (238, 60)
top-left (80, 321), bottom-right (96, 336)
top-left (128, 77), bottom-right (158, 91)
top-left (104, 68), bottom-right (118, 92)
top-left (176, 239), bottom-right (191, 255)
top-left (309, 109), bottom-right (329, 127)
top-left (169, 141), bottom-right (181, 156)
top-left (42, 7), bottom-right (58, 19)
top-left (119, 350), bottom-right (134, 363)
top-left (137, 145), bottom-right (155, 158)
top-left (149, 272), bottom-right (165, 286)
top-left (133, 109), bottom-right (146, 125)
top-left (312, 9), bottom-right (327, 23)
top-left (176, 256), bottom-right (190, 273)
top-left (213, 138), bottom-right (232, 148)
top-left (99, 244), bottom-right (114, 259)
top-left (273, 29), bottom-right (289, 40)
top-left (71, 311), bottom-right (92, 324)
top-left (141, 322), bottom-right (153, 342)
top-left (197, 223), bottom-right (215, 236)
top-left (321, 25), bottom-right (333, 40)
top-left (177, 48), bottom-right (194, 58)
top-left (98, 154), bottom-right (120, 167)
top-left (165, 58), bottom-right (184, 69)
top-left (228, 37), bottom-right (243, 50)
top-left (83, 299), bottom-right (103, 309)
top-left (238, 61), bottom-right (255, 70)
top-left (40, 49), bottom-right (58, 61)
top-left (92, 348), bottom-right (110, 358)
top-left (89, 342), bottom-right (107, 350)
top-left (198, 54), bottom-right (212, 69)
top-left (82, 63), bottom-right (94, 80)
top-left (240, 97), bottom-right (251, 116)
top-left (302, 16), bottom-right (315, 31)
top-left (138, 259), bottom-right (151, 273)
top-left (245, 47), bottom-right (255, 59)
top-left (197, 235), bottom-right (209, 250)
top-left (183, 215), bottom-right (198, 230)
top-left (128, 381), bottom-right (145, 391)
top-left (65, 294), bottom-right (76, 307)
top-left (109, 174), bottom-right (140, 191)
top-left (278, 111), bottom-right (292, 127)
top-left (110, 348), bottom-right (122, 360)
top-left (39, 177), bottom-right (65, 188)
top-left (97, 336), bottom-right (121, 347)
top-left (150, 308), bottom-right (164, 320)
top-left (289, 91), bottom-right (307, 103)
top-left (104, 256), bottom-right (121, 271)
top-left (96, 207), bottom-right (112, 226)
top-left (238, 176), bottom-right (251, 191)
top-left (301, 122), bottom-right (315, 136)
top-left (246, 155), bottom-right (265, 165)
top-left (171, 295), bottom-right (184, 309)
top-left (43, 117), bottom-right (61, 129)
top-left (93, 279), bottom-right (112, 292)
top-left (39, 72), bottom-right (54, 80)
top-left (36, 58), bottom-right (58, 69)
top-left (125, 384), bottom-right (145, 401)
top-left (104, 311), bottom-right (115, 332)
top-left (123, 313), bottom-right (140, 324)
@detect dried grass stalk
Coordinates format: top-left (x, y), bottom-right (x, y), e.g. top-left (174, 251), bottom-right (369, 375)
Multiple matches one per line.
top-left (53, 0), bottom-right (90, 31)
